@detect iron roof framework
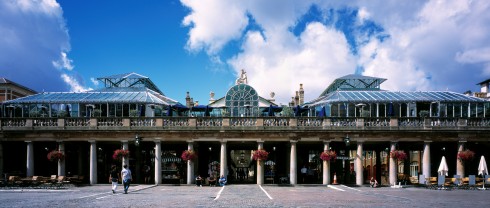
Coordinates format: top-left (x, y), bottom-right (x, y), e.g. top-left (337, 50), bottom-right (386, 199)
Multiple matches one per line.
top-left (320, 74), bottom-right (387, 96)
top-left (97, 72), bottom-right (164, 95)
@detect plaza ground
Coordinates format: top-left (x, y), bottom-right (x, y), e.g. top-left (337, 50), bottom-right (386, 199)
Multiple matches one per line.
top-left (1, 184), bottom-right (490, 207)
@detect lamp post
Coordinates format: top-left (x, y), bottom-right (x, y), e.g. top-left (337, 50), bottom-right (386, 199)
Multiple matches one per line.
top-left (343, 135), bottom-right (350, 184)
top-left (135, 134), bottom-right (142, 147)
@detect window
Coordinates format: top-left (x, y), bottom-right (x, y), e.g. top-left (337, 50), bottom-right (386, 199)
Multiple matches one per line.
top-left (225, 84), bottom-right (259, 117)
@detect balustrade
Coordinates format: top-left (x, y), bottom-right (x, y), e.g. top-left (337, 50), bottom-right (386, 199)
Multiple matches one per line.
top-left (131, 118), bottom-right (156, 127)
top-left (230, 117), bottom-right (256, 126)
top-left (263, 118), bottom-right (290, 126)
top-left (65, 118), bottom-right (91, 127)
top-left (163, 117), bottom-right (189, 127)
top-left (33, 118), bottom-right (58, 127)
top-left (364, 118), bottom-right (390, 127)
top-left (97, 118), bottom-right (123, 127)
top-left (329, 118), bottom-right (356, 127)
top-left (296, 118), bottom-right (322, 127)
top-left (196, 117), bottom-right (223, 127)
top-left (398, 118), bottom-right (424, 127)
top-left (1, 118), bottom-right (26, 127)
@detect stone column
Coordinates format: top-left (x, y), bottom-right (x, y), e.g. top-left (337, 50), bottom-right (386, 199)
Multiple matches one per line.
top-left (154, 139), bottom-right (162, 185)
top-left (389, 142), bottom-right (397, 186)
top-left (220, 141), bottom-right (227, 178)
top-left (257, 142), bottom-right (264, 185)
top-left (58, 141), bottom-right (65, 176)
top-left (422, 141), bottom-right (431, 179)
top-left (456, 141), bottom-right (465, 177)
top-left (187, 141), bottom-right (194, 185)
top-left (89, 140), bottom-right (97, 185)
top-left (356, 141), bottom-right (364, 186)
top-left (26, 141), bottom-right (34, 177)
top-left (122, 140), bottom-right (129, 167)
top-left (290, 140), bottom-right (297, 185)
top-left (322, 141), bottom-right (330, 185)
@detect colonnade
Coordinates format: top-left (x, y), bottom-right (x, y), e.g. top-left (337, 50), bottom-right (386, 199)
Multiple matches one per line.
top-left (7, 139), bottom-right (469, 186)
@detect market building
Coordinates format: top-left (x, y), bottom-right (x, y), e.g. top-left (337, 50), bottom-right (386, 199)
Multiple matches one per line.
top-left (0, 71), bottom-right (489, 187)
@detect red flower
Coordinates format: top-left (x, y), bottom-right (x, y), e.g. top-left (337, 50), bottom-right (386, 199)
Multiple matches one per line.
top-left (320, 150), bottom-right (337, 161)
top-left (47, 150), bottom-right (65, 162)
top-left (181, 150), bottom-right (197, 161)
top-left (390, 150), bottom-right (407, 160)
top-left (252, 149), bottom-right (269, 161)
top-left (457, 150), bottom-right (475, 161)
top-left (113, 149), bottom-right (130, 161)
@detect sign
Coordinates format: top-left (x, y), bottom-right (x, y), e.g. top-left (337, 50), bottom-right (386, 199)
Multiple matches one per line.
top-left (336, 156), bottom-right (351, 160)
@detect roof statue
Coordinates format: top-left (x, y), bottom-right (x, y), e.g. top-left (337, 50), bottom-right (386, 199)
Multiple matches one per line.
top-left (235, 69), bottom-right (248, 85)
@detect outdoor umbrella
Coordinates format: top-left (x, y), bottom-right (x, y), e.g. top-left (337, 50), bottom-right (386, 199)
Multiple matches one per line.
top-left (204, 106), bottom-right (211, 117)
top-left (268, 105), bottom-right (274, 117)
top-left (317, 106), bottom-right (326, 118)
top-left (438, 156), bottom-right (449, 176)
top-left (65, 104), bottom-right (71, 117)
top-left (166, 106), bottom-right (173, 117)
top-left (478, 155), bottom-right (488, 189)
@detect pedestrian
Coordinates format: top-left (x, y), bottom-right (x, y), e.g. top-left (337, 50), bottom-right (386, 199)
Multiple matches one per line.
top-left (109, 165), bottom-right (119, 194)
top-left (301, 165), bottom-right (308, 183)
top-left (370, 177), bottom-right (378, 188)
top-left (144, 165), bottom-right (151, 184)
top-left (195, 175), bottom-right (203, 187)
top-left (219, 175), bottom-right (227, 186)
top-left (121, 164), bottom-right (132, 194)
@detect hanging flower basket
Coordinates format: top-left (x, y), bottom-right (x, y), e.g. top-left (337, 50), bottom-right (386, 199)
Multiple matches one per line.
top-left (181, 150), bottom-right (197, 161)
top-left (252, 149), bottom-right (269, 161)
top-left (320, 150), bottom-right (337, 161)
top-left (390, 150), bottom-right (407, 160)
top-left (47, 150), bottom-right (65, 162)
top-left (457, 150), bottom-right (475, 162)
top-left (113, 149), bottom-right (130, 161)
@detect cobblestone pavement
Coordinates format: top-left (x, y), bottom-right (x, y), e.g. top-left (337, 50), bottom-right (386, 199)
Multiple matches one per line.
top-left (1, 184), bottom-right (490, 208)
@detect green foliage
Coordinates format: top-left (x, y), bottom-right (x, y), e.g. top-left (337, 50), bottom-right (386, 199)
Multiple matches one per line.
top-left (129, 109), bottom-right (139, 117)
top-left (93, 109), bottom-right (102, 117)
top-left (57, 110), bottom-right (68, 117)
top-left (281, 106), bottom-right (294, 117)
top-left (29, 108), bottom-right (40, 117)
top-left (361, 110), bottom-right (371, 117)
top-left (419, 110), bottom-right (429, 118)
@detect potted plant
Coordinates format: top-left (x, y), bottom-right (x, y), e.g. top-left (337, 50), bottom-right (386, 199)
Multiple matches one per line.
top-left (129, 109), bottom-right (139, 117)
top-left (320, 150), bottom-right (337, 161)
top-left (47, 150), bottom-right (65, 162)
top-left (181, 150), bottom-right (197, 161)
top-left (252, 149), bottom-right (269, 161)
top-left (93, 109), bottom-right (102, 117)
top-left (419, 110), bottom-right (429, 118)
top-left (457, 150), bottom-right (475, 162)
top-left (113, 149), bottom-right (130, 161)
top-left (390, 150), bottom-right (407, 160)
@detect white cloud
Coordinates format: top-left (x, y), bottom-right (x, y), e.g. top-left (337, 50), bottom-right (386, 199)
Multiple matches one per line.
top-left (181, 0), bottom-right (249, 54)
top-left (61, 74), bottom-right (92, 92)
top-left (182, 0), bottom-right (490, 103)
top-left (52, 52), bottom-right (74, 70)
top-left (90, 77), bottom-right (99, 86)
top-left (0, 0), bottom-right (88, 93)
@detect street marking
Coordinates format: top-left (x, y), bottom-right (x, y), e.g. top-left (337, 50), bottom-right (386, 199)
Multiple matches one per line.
top-left (259, 185), bottom-right (273, 200)
top-left (327, 185), bottom-right (345, 192)
top-left (214, 186), bottom-right (225, 200)
top-left (341, 185), bottom-right (362, 192)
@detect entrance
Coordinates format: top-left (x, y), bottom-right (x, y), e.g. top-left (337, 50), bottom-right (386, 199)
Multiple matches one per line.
top-left (230, 149), bottom-right (255, 183)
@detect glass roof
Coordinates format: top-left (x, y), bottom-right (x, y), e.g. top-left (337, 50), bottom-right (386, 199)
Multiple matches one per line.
top-left (3, 87), bottom-right (179, 105)
top-left (308, 90), bottom-right (487, 106)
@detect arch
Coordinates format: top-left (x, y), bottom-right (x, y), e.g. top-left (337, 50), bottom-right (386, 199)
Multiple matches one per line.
top-left (225, 84), bottom-right (259, 117)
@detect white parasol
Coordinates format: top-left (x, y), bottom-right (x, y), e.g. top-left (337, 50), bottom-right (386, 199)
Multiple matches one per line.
top-left (478, 156), bottom-right (488, 190)
top-left (438, 156), bottom-right (449, 176)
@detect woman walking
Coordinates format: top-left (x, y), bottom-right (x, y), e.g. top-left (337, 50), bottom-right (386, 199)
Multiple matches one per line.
top-left (109, 165), bottom-right (119, 194)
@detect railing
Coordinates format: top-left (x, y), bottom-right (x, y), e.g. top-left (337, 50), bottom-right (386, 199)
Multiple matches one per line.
top-left (33, 118), bottom-right (58, 127)
top-left (398, 118), bottom-right (424, 127)
top-left (264, 117), bottom-right (289, 126)
top-left (131, 118), bottom-right (156, 127)
top-left (1, 118), bottom-right (26, 127)
top-left (297, 118), bottom-right (322, 127)
top-left (163, 117), bottom-right (189, 127)
top-left (0, 117), bottom-right (484, 130)
top-left (230, 118), bottom-right (256, 126)
top-left (329, 118), bottom-right (356, 127)
top-left (364, 118), bottom-right (390, 127)
top-left (65, 118), bottom-right (90, 127)
top-left (97, 118), bottom-right (123, 127)
top-left (196, 117), bottom-right (223, 127)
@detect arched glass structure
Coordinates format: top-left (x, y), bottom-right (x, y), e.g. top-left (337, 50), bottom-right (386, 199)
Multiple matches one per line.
top-left (225, 84), bottom-right (259, 117)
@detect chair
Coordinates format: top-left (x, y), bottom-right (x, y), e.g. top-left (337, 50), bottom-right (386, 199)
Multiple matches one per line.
top-left (418, 175), bottom-right (426, 187)
top-left (437, 175), bottom-right (446, 190)
top-left (54, 176), bottom-right (66, 189)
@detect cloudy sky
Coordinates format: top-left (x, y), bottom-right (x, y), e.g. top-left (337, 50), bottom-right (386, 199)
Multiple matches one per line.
top-left (1, 0), bottom-right (490, 105)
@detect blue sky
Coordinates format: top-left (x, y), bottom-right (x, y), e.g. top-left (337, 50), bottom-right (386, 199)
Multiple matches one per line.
top-left (1, 0), bottom-right (490, 105)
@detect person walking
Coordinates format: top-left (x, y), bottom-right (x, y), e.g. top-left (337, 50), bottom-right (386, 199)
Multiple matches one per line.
top-left (121, 164), bottom-right (132, 194)
top-left (109, 165), bottom-right (119, 194)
